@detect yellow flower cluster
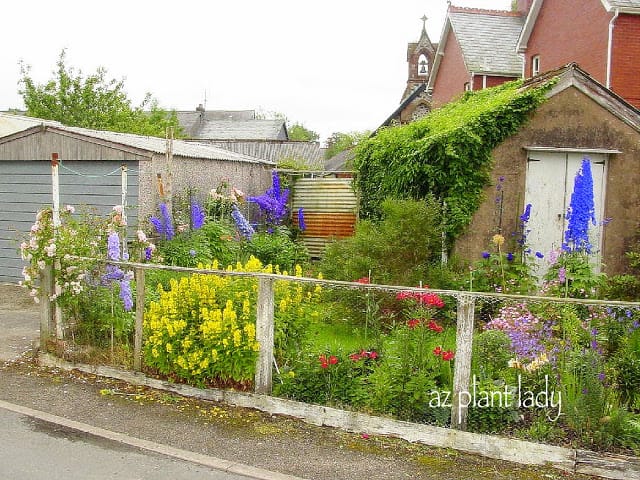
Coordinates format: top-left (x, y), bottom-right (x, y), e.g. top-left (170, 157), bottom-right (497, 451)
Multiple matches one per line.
top-left (143, 256), bottom-right (322, 386)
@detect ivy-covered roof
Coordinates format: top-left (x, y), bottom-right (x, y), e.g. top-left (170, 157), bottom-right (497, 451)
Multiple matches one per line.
top-left (354, 76), bottom-right (553, 239)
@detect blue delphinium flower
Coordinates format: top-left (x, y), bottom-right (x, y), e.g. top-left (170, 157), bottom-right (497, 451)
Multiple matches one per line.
top-left (482, 251), bottom-right (490, 259)
top-left (298, 207), bottom-right (306, 231)
top-left (119, 272), bottom-right (134, 312)
top-left (506, 252), bottom-right (514, 262)
top-left (563, 158), bottom-right (595, 252)
top-left (248, 170), bottom-right (290, 230)
top-left (149, 216), bottom-right (163, 235)
top-left (517, 203), bottom-right (532, 247)
top-left (231, 205), bottom-right (255, 240)
top-left (159, 202), bottom-right (175, 240)
top-left (535, 251), bottom-right (544, 259)
top-left (107, 231), bottom-right (121, 261)
top-left (190, 197), bottom-right (205, 230)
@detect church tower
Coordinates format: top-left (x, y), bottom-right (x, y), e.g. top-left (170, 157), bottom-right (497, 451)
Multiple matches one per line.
top-left (402, 15), bottom-right (436, 101)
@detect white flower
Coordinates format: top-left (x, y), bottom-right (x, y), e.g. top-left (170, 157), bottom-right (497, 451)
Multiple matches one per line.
top-left (65, 205), bottom-right (75, 214)
top-left (20, 242), bottom-right (28, 251)
top-left (30, 224), bottom-right (39, 233)
top-left (37, 260), bottom-right (46, 270)
top-left (232, 187), bottom-right (245, 198)
top-left (136, 230), bottom-right (147, 243)
top-left (29, 288), bottom-right (38, 297)
top-left (33, 296), bottom-right (40, 304)
top-left (112, 205), bottom-right (123, 215)
top-left (29, 237), bottom-right (38, 249)
top-left (44, 244), bottom-right (56, 257)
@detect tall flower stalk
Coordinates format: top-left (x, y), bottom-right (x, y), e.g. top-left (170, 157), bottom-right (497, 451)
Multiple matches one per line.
top-left (563, 158), bottom-right (595, 253)
top-left (248, 170), bottom-right (290, 231)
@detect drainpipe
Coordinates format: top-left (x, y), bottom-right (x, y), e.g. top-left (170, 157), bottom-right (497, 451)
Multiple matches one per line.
top-left (606, 8), bottom-right (619, 89)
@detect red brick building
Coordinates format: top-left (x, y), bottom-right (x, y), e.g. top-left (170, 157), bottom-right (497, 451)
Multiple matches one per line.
top-left (382, 0), bottom-right (640, 128)
top-left (517, 0), bottom-right (640, 109)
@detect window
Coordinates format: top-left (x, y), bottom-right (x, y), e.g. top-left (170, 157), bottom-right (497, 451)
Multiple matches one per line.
top-left (532, 55), bottom-right (541, 77)
top-left (464, 82), bottom-right (471, 91)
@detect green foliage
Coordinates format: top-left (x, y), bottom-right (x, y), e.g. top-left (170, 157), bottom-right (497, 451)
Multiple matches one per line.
top-left (320, 197), bottom-right (445, 286)
top-left (157, 230), bottom-right (213, 268)
top-left (605, 226), bottom-right (640, 300)
top-left (274, 350), bottom-right (375, 408)
top-left (467, 379), bottom-right (519, 433)
top-left (324, 130), bottom-right (370, 160)
top-left (243, 229), bottom-right (309, 273)
top-left (287, 122), bottom-right (320, 142)
top-left (472, 330), bottom-right (512, 381)
top-left (545, 252), bottom-right (605, 298)
top-left (19, 50), bottom-right (182, 137)
top-left (354, 80), bottom-right (551, 240)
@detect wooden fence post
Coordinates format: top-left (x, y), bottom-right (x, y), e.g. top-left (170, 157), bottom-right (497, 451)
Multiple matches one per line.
top-left (39, 263), bottom-right (55, 350)
top-left (133, 266), bottom-right (145, 372)
top-left (255, 277), bottom-right (275, 394)
top-left (451, 294), bottom-right (475, 430)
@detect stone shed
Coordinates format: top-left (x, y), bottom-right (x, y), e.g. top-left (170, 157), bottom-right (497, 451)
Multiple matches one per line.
top-left (0, 117), bottom-right (274, 282)
top-left (454, 63), bottom-right (640, 274)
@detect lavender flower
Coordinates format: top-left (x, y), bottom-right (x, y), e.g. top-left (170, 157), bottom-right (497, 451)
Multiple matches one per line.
top-left (159, 203), bottom-right (175, 240)
top-left (190, 197), bottom-right (205, 230)
top-left (107, 231), bottom-right (121, 261)
top-left (563, 158), bottom-right (596, 252)
top-left (231, 205), bottom-right (255, 240)
top-left (189, 249), bottom-right (197, 257)
top-left (558, 267), bottom-right (567, 283)
top-left (298, 207), bottom-right (306, 231)
top-left (119, 272), bottom-right (133, 312)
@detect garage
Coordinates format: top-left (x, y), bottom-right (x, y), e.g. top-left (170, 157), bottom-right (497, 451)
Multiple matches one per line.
top-left (0, 159), bottom-right (139, 283)
top-left (0, 116), bottom-right (274, 283)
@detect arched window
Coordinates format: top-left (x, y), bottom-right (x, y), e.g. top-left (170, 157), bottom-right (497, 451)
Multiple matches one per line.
top-left (417, 54), bottom-right (429, 76)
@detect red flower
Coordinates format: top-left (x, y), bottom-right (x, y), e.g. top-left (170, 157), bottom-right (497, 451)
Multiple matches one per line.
top-left (441, 350), bottom-right (455, 361)
top-left (320, 362), bottom-right (329, 369)
top-left (427, 320), bottom-right (443, 333)
top-left (318, 354), bottom-right (326, 363)
top-left (356, 277), bottom-right (370, 284)
top-left (433, 346), bottom-right (443, 356)
top-left (328, 355), bottom-right (338, 365)
top-left (407, 318), bottom-right (421, 329)
top-left (368, 351), bottom-right (378, 360)
top-left (349, 353), bottom-right (361, 362)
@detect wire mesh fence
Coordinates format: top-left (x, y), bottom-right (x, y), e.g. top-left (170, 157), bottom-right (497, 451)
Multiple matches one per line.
top-left (38, 258), bottom-right (640, 447)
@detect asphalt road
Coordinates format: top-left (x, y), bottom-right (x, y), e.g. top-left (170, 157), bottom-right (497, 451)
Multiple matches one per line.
top-left (0, 403), bottom-right (255, 480)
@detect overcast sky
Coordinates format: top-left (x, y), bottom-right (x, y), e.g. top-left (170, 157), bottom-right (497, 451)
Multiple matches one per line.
top-left (1, 0), bottom-right (512, 143)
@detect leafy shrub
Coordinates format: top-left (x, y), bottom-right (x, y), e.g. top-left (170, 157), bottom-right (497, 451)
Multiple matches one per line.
top-left (243, 228), bottom-right (308, 272)
top-left (472, 330), bottom-right (512, 381)
top-left (320, 196), bottom-right (445, 286)
top-left (157, 230), bottom-right (213, 267)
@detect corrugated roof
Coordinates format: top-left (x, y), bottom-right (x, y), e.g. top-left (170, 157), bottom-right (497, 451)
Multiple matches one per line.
top-left (0, 113), bottom-right (62, 137)
top-left (449, 9), bottom-right (524, 75)
top-left (604, 0), bottom-right (640, 10)
top-left (56, 126), bottom-right (275, 164)
top-left (203, 140), bottom-right (323, 165)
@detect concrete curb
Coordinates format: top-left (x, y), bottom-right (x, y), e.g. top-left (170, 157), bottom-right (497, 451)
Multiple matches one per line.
top-left (0, 399), bottom-right (306, 480)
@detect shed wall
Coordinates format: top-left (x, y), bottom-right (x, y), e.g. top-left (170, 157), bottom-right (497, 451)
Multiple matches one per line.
top-left (454, 86), bottom-right (640, 274)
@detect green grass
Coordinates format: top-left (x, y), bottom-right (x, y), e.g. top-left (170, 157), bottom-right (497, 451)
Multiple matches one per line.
top-left (304, 320), bottom-right (373, 353)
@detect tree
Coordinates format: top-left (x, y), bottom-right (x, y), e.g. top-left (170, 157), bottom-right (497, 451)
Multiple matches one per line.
top-left (324, 130), bottom-right (370, 159)
top-left (255, 109), bottom-right (319, 142)
top-left (287, 122), bottom-right (319, 142)
top-left (18, 50), bottom-right (182, 137)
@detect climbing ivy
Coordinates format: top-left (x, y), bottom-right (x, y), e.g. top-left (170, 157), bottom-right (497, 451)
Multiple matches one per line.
top-left (354, 79), bottom-right (553, 241)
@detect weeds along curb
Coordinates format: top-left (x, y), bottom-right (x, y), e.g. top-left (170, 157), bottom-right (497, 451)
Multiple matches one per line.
top-left (38, 353), bottom-right (640, 480)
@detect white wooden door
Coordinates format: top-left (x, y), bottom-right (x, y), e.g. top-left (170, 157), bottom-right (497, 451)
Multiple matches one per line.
top-left (524, 152), bottom-right (606, 276)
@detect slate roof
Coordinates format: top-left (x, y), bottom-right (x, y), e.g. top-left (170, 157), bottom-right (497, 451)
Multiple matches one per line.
top-left (448, 8), bottom-right (524, 75)
top-left (176, 109), bottom-right (288, 141)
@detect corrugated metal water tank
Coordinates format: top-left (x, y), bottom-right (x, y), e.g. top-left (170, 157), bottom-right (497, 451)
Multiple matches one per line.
top-left (290, 177), bottom-right (357, 258)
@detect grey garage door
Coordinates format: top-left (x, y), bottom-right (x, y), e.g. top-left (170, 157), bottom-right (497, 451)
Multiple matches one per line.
top-left (0, 160), bottom-right (139, 283)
